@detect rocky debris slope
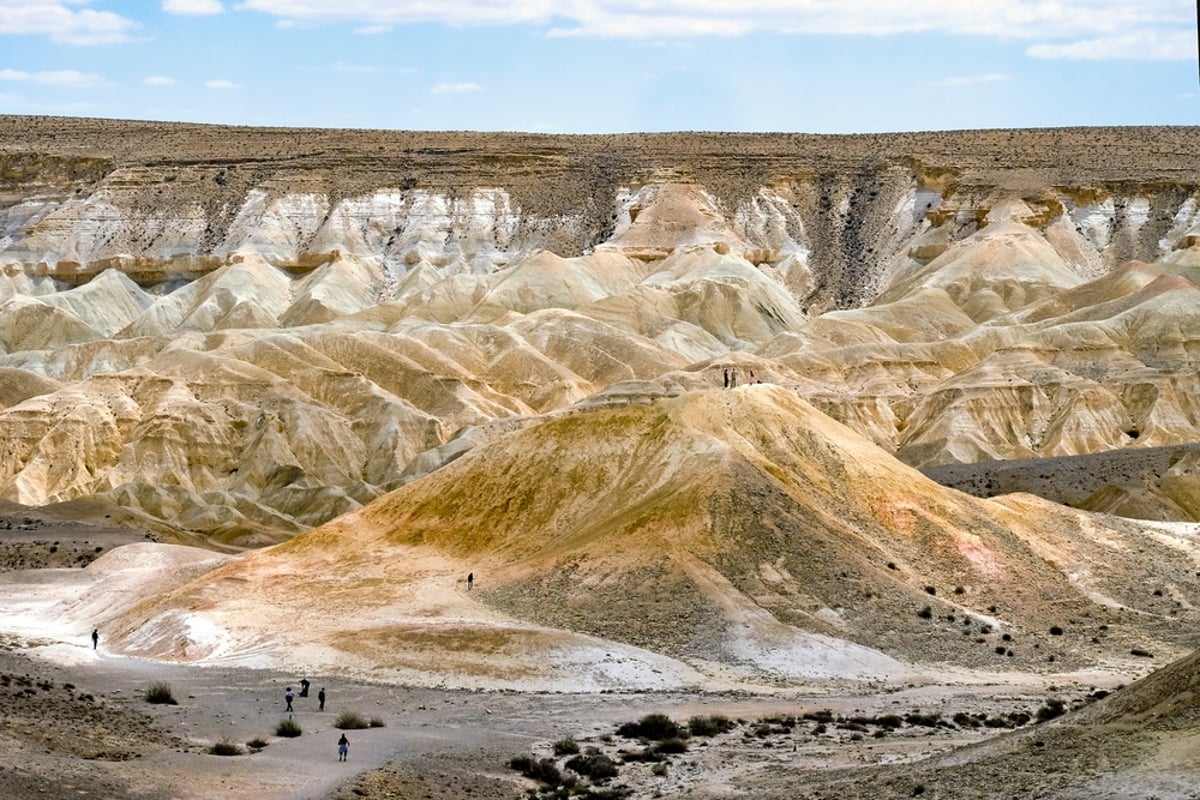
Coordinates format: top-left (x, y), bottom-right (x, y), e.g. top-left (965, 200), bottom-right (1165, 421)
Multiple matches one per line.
top-left (2, 118), bottom-right (1200, 541)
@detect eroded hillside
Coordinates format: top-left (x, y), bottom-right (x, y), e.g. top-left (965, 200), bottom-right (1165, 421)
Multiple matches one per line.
top-left (2, 117), bottom-right (1200, 542)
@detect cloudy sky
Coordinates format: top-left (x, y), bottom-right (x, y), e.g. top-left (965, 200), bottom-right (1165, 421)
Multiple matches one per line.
top-left (0, 1), bottom-right (1196, 132)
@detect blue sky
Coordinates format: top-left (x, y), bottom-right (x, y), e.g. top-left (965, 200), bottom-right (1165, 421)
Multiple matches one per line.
top-left (0, 1), bottom-right (1196, 133)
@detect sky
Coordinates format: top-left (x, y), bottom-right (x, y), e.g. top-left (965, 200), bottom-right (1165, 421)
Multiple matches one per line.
top-left (0, 0), bottom-right (1197, 134)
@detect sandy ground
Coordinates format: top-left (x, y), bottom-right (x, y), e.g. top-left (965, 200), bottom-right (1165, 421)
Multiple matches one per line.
top-left (3, 630), bottom-right (1110, 800)
top-left (0, 513), bottom-right (1178, 800)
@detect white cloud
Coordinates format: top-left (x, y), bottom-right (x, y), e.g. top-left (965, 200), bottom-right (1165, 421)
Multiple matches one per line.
top-left (931, 72), bottom-right (1011, 88)
top-left (431, 81), bottom-right (483, 94)
top-left (0, 0), bottom-right (139, 45)
top-left (163, 0), bottom-right (226, 14)
top-left (205, 79), bottom-right (240, 89)
top-left (1027, 29), bottom-right (1196, 61)
top-left (0, 68), bottom-right (107, 88)
top-left (354, 24), bottom-right (390, 35)
top-left (232, 1), bottom-right (1192, 58)
top-left (144, 75), bottom-right (177, 86)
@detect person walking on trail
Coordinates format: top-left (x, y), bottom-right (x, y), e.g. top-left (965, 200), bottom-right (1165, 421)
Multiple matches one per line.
top-left (91, 628), bottom-right (98, 650)
top-left (467, 572), bottom-right (474, 591)
top-left (337, 733), bottom-right (350, 761)
top-left (318, 687), bottom-right (326, 711)
top-left (723, 368), bottom-right (729, 388)
top-left (285, 686), bottom-right (295, 712)
top-left (299, 678), bottom-right (310, 697)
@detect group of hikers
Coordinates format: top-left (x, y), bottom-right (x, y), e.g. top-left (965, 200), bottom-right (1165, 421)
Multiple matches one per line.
top-left (284, 680), bottom-right (346, 760)
top-left (283, 678), bottom-right (326, 711)
top-left (722, 367), bottom-right (759, 388)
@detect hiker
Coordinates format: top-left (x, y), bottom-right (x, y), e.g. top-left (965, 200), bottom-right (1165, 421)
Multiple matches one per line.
top-left (748, 370), bottom-right (756, 384)
top-left (318, 687), bottom-right (326, 711)
top-left (723, 368), bottom-right (729, 388)
top-left (285, 686), bottom-right (295, 712)
top-left (299, 678), bottom-right (310, 697)
top-left (467, 572), bottom-right (474, 591)
top-left (337, 733), bottom-right (350, 761)
top-left (730, 368), bottom-right (737, 388)
top-left (91, 628), bottom-right (98, 650)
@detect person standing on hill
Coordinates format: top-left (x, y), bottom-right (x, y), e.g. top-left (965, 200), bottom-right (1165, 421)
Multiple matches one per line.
top-left (91, 628), bottom-right (98, 650)
top-left (337, 733), bottom-right (350, 761)
top-left (318, 687), bottom-right (326, 711)
top-left (299, 678), bottom-right (310, 697)
top-left (467, 572), bottom-right (474, 590)
top-left (285, 686), bottom-right (295, 712)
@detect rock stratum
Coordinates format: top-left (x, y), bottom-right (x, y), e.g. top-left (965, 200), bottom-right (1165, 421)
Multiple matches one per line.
top-left (4, 117), bottom-right (1200, 688)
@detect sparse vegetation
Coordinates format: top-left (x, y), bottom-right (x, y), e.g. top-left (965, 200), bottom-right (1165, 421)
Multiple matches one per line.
top-left (368, 716), bottom-right (385, 728)
top-left (275, 718), bottom-right (302, 737)
top-left (334, 711), bottom-right (370, 729)
top-left (208, 739), bottom-right (242, 756)
top-left (508, 755), bottom-right (562, 786)
top-left (553, 737), bottom-right (581, 756)
top-left (144, 682), bottom-right (177, 705)
top-left (246, 738), bottom-right (268, 750)
top-left (616, 713), bottom-right (684, 741)
top-left (565, 751), bottom-right (620, 781)
top-left (688, 714), bottom-right (735, 736)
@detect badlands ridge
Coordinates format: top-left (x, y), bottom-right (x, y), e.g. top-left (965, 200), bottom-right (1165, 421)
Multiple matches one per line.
top-left (3, 118), bottom-right (1200, 690)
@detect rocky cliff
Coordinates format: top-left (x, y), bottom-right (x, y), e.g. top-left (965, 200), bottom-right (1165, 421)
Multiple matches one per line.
top-left (3, 117), bottom-right (1200, 542)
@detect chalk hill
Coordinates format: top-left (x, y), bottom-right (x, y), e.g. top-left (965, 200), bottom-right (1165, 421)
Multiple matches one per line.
top-left (99, 386), bottom-right (1200, 688)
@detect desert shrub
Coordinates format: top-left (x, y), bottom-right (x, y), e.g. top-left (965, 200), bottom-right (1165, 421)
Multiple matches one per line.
top-left (651, 763), bottom-right (668, 777)
top-left (334, 711), bottom-right (370, 729)
top-left (917, 606), bottom-right (933, 620)
top-left (1036, 699), bottom-right (1066, 722)
top-left (144, 682), bottom-right (177, 705)
top-left (508, 755), bottom-right (562, 786)
top-left (1130, 648), bottom-right (1154, 658)
top-left (616, 713), bottom-right (683, 741)
top-left (275, 718), bottom-right (302, 737)
top-left (368, 716), bottom-right (385, 728)
top-left (687, 715), bottom-right (735, 737)
top-left (246, 738), bottom-right (268, 750)
top-left (904, 712), bottom-right (940, 728)
top-left (652, 737), bottom-right (688, 755)
top-left (565, 751), bottom-right (620, 781)
top-left (620, 748), bottom-right (664, 763)
top-left (553, 737), bottom-right (580, 756)
top-left (208, 739), bottom-right (242, 756)
top-left (1049, 626), bottom-right (1064, 636)
top-left (924, 586), bottom-right (937, 595)
top-left (802, 710), bottom-right (834, 723)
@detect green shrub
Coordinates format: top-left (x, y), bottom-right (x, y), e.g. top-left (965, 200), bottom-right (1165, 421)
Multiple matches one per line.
top-left (564, 751), bottom-right (619, 782)
top-left (275, 718), bottom-right (302, 737)
top-left (246, 738), bottom-right (268, 750)
top-left (144, 682), bottom-right (177, 705)
top-left (616, 713), bottom-right (683, 741)
top-left (553, 737), bottom-right (581, 756)
top-left (507, 755), bottom-right (561, 786)
top-left (334, 711), bottom-right (370, 730)
top-left (208, 740), bottom-right (242, 756)
top-left (368, 716), bottom-right (385, 728)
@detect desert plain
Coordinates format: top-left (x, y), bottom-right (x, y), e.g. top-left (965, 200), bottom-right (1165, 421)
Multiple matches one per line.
top-left (3, 117), bottom-right (1200, 798)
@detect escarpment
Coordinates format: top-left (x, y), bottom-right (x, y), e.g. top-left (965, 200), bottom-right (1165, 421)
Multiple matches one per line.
top-left (3, 117), bottom-right (1200, 543)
